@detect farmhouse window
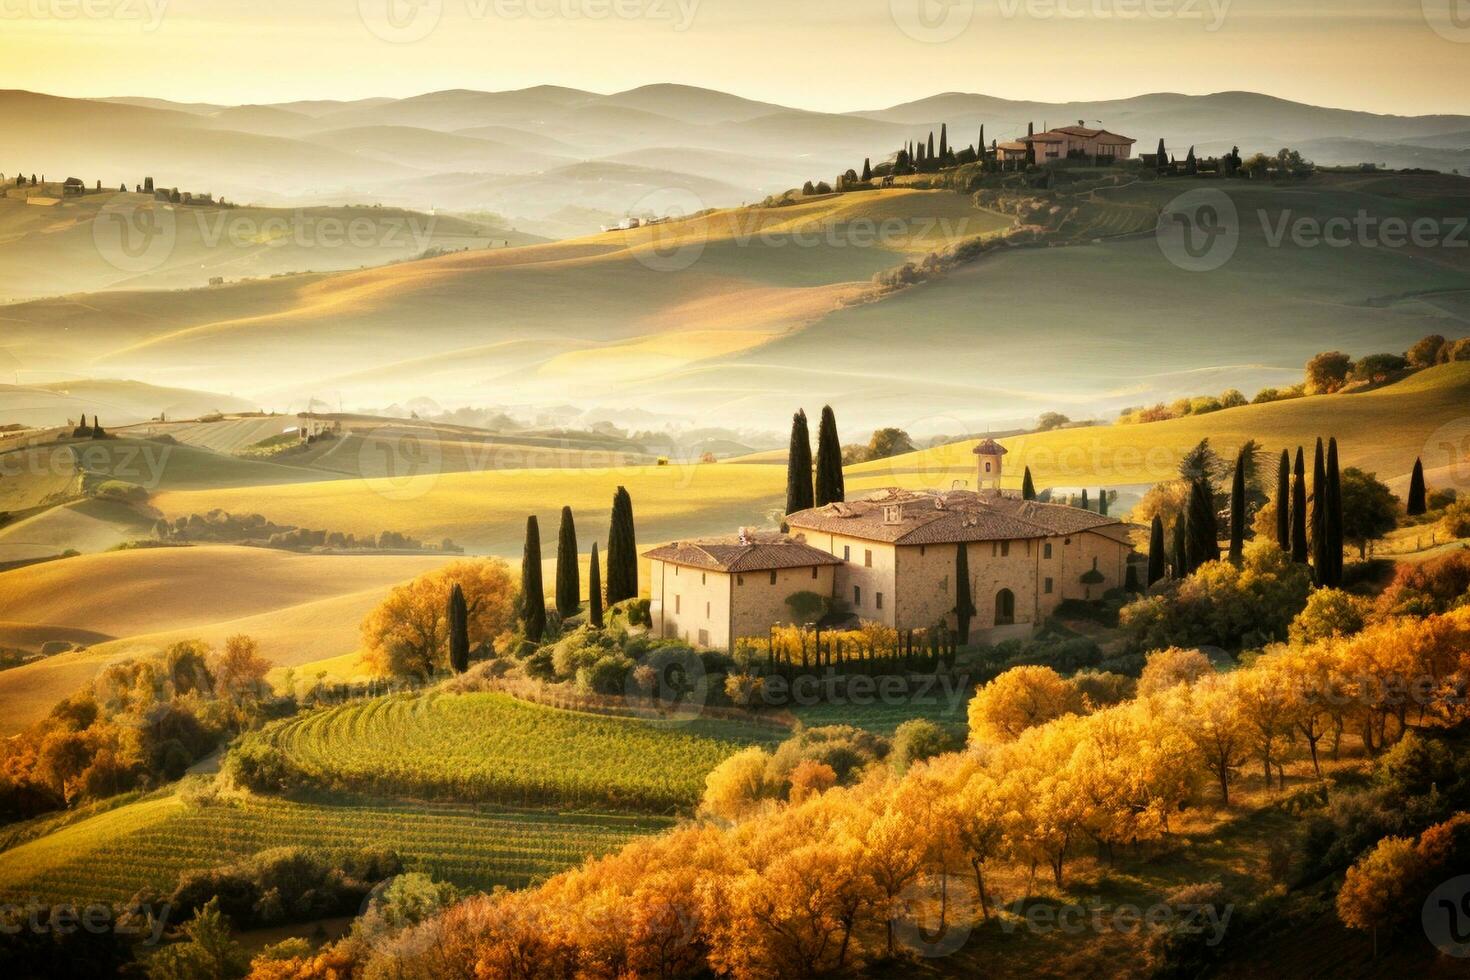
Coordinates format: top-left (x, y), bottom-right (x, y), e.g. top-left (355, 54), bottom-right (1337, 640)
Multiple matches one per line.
top-left (1001, 542), bottom-right (1010, 558)
top-left (811, 567), bottom-right (819, 579)
top-left (1045, 578), bottom-right (1054, 594)
top-left (854, 586), bottom-right (862, 606)
top-left (698, 629), bottom-right (710, 647)
top-left (1044, 543), bottom-right (1053, 559)
top-left (864, 550), bottom-right (873, 567)
top-left (844, 545), bottom-right (851, 561)
top-left (769, 570), bottom-right (778, 585)
top-left (876, 592), bottom-right (884, 610)
top-left (675, 595), bottom-right (681, 614)
top-left (701, 573), bottom-right (706, 585)
top-left (706, 601), bottom-right (711, 618)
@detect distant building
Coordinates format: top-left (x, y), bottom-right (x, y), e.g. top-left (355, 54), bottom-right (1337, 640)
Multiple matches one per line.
top-left (997, 123), bottom-right (1136, 164)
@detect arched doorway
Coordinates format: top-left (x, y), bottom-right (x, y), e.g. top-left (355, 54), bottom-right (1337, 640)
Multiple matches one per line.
top-left (994, 589), bottom-right (1015, 626)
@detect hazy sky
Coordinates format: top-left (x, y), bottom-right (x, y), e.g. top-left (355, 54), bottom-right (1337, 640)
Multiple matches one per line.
top-left (4, 0), bottom-right (1469, 115)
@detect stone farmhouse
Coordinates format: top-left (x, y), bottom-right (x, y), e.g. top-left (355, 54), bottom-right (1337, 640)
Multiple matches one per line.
top-left (997, 123), bottom-right (1137, 164)
top-left (645, 441), bottom-right (1136, 651)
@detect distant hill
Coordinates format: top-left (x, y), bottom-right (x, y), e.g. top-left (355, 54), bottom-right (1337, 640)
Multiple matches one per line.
top-left (0, 380), bottom-right (255, 428)
top-left (11, 85), bottom-right (1470, 239)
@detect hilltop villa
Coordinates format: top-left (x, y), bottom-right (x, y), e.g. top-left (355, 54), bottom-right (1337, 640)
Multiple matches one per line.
top-left (997, 123), bottom-right (1137, 164)
top-left (645, 440), bottom-right (1136, 651)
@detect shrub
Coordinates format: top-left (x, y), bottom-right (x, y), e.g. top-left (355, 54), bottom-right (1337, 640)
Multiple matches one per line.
top-left (766, 725), bottom-right (889, 786)
top-left (1441, 499), bottom-right (1470, 538)
top-left (1070, 670), bottom-right (1136, 708)
top-left (1137, 647), bottom-right (1213, 696)
top-left (890, 719), bottom-right (961, 774)
top-left (576, 654), bottom-right (634, 695)
top-left (1288, 589), bottom-right (1368, 644)
top-left (1377, 549), bottom-right (1470, 617)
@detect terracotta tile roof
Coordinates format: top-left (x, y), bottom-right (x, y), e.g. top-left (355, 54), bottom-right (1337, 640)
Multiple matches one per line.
top-left (785, 488), bottom-right (1123, 546)
top-left (644, 533), bottom-right (844, 573)
top-left (973, 439), bottom-right (1008, 456)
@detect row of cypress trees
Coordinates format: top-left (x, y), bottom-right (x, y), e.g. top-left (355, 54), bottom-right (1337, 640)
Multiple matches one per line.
top-left (785, 406), bottom-right (846, 515)
top-left (518, 487), bottom-right (637, 643)
top-left (1147, 437), bottom-right (1347, 589)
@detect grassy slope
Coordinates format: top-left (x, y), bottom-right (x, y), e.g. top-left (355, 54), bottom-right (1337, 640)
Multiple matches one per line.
top-left (153, 364), bottom-right (1470, 566)
top-left (0, 190), bottom-right (999, 410)
top-left (845, 361), bottom-right (1470, 494)
top-left (0, 546), bottom-right (450, 733)
top-left (256, 691), bottom-right (777, 812)
top-left (0, 787), bottom-right (670, 907)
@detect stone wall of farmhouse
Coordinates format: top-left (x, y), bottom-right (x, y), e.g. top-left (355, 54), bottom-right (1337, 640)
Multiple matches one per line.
top-left (792, 531), bottom-right (900, 626)
top-left (649, 559), bottom-right (836, 651)
top-left (896, 538), bottom-right (1043, 632)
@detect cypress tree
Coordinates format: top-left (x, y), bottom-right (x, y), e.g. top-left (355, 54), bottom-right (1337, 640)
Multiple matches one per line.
top-left (1407, 458), bottom-right (1427, 516)
top-left (954, 542), bottom-right (975, 644)
top-left (926, 132), bottom-right (935, 161)
top-left (1147, 515), bottom-right (1166, 585)
top-left (1310, 438), bottom-right (1328, 583)
top-left (1275, 449), bottom-right (1291, 551)
top-left (1327, 438), bottom-right (1344, 586)
top-left (1155, 138), bottom-right (1167, 167)
top-left (1291, 448), bottom-right (1309, 564)
top-left (1186, 477), bottom-right (1220, 571)
top-left (814, 405), bottom-right (845, 506)
top-left (521, 516), bottom-right (546, 643)
top-left (861, 158), bottom-right (872, 182)
top-left (588, 543), bottom-right (604, 629)
top-left (1021, 467), bottom-right (1036, 501)
top-left (1098, 489), bottom-right (1108, 516)
top-left (978, 125), bottom-right (985, 156)
top-left (786, 410), bottom-right (814, 515)
top-left (1080, 488), bottom-right (1089, 511)
top-left (447, 584), bottom-right (469, 674)
top-left (1172, 518), bottom-right (1188, 578)
top-left (92, 417), bottom-right (105, 439)
top-left (605, 487), bottom-right (637, 605)
top-left (1229, 450), bottom-right (1247, 563)
top-left (555, 506), bottom-right (579, 620)
top-left (939, 124), bottom-right (948, 160)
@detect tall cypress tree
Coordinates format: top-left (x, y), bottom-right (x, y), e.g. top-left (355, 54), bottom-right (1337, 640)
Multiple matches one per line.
top-left (1326, 438), bottom-right (1344, 587)
top-left (1172, 518), bottom-right (1188, 578)
top-left (978, 125), bottom-right (985, 157)
top-left (939, 123), bottom-right (948, 160)
top-left (814, 405), bottom-right (844, 506)
top-left (521, 516), bottom-right (546, 643)
top-left (1021, 467), bottom-right (1036, 501)
top-left (555, 506), bottom-right (580, 619)
top-left (605, 487), bottom-right (637, 605)
top-left (926, 131), bottom-right (935, 161)
top-left (1291, 448), bottom-right (1309, 564)
top-left (588, 543), bottom-right (604, 629)
top-left (954, 542), bottom-right (975, 644)
top-left (1098, 489), bottom-right (1108, 517)
top-left (1229, 450), bottom-right (1247, 564)
top-left (786, 410), bottom-right (814, 515)
top-left (1155, 138), bottom-right (1167, 167)
top-left (1186, 477), bottom-right (1220, 571)
top-left (447, 584), bottom-right (469, 673)
top-left (861, 158), bottom-right (872, 182)
top-left (1407, 458), bottom-right (1427, 516)
top-left (1310, 438), bottom-right (1328, 583)
top-left (1275, 449), bottom-right (1291, 551)
top-left (1080, 488), bottom-right (1089, 511)
top-left (1147, 515), bottom-right (1166, 585)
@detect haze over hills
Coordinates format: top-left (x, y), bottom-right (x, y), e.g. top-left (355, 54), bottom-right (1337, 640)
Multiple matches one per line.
top-left (6, 85), bottom-right (1469, 238)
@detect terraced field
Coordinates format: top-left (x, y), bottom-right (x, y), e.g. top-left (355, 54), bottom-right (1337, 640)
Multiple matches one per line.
top-left (0, 789), bottom-right (670, 907)
top-left (249, 691), bottom-right (771, 812)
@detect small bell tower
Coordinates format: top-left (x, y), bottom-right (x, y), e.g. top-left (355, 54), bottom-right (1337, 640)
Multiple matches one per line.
top-left (972, 438), bottom-right (1007, 493)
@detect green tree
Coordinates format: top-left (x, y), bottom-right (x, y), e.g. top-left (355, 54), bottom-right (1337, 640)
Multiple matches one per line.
top-left (865, 427), bottom-right (915, 461)
top-left (146, 897), bottom-right (248, 980)
top-left (521, 517), bottom-right (547, 642)
top-left (605, 487), bottom-right (638, 605)
top-left (447, 584), bottom-right (469, 673)
top-left (1339, 466), bottom-right (1398, 559)
top-left (555, 506), bottom-right (580, 619)
top-left (1326, 438), bottom-right (1344, 585)
top-left (1172, 518), bottom-right (1187, 579)
top-left (939, 124), bottom-right (948, 160)
top-left (1310, 438), bottom-right (1329, 584)
top-left (815, 405), bottom-right (844, 506)
top-left (1080, 488), bottom-right (1090, 511)
top-left (1098, 488), bottom-right (1108, 516)
top-left (1185, 477), bottom-right (1220, 572)
top-left (588, 543), bottom-right (604, 629)
top-left (1229, 450), bottom-right (1247, 563)
top-left (1407, 457), bottom-right (1427, 516)
top-left (786, 409), bottom-right (814, 515)
top-left (1179, 438), bottom-right (1223, 484)
top-left (1275, 449), bottom-right (1291, 550)
top-left (861, 158), bottom-right (872, 182)
top-left (1022, 467), bottom-right (1036, 501)
top-left (1148, 515), bottom-right (1166, 585)
top-left (1291, 447), bottom-right (1309, 564)
top-left (954, 542), bottom-right (976, 643)
top-left (1407, 334), bottom-right (1446, 367)
top-left (1305, 351), bottom-right (1353, 394)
